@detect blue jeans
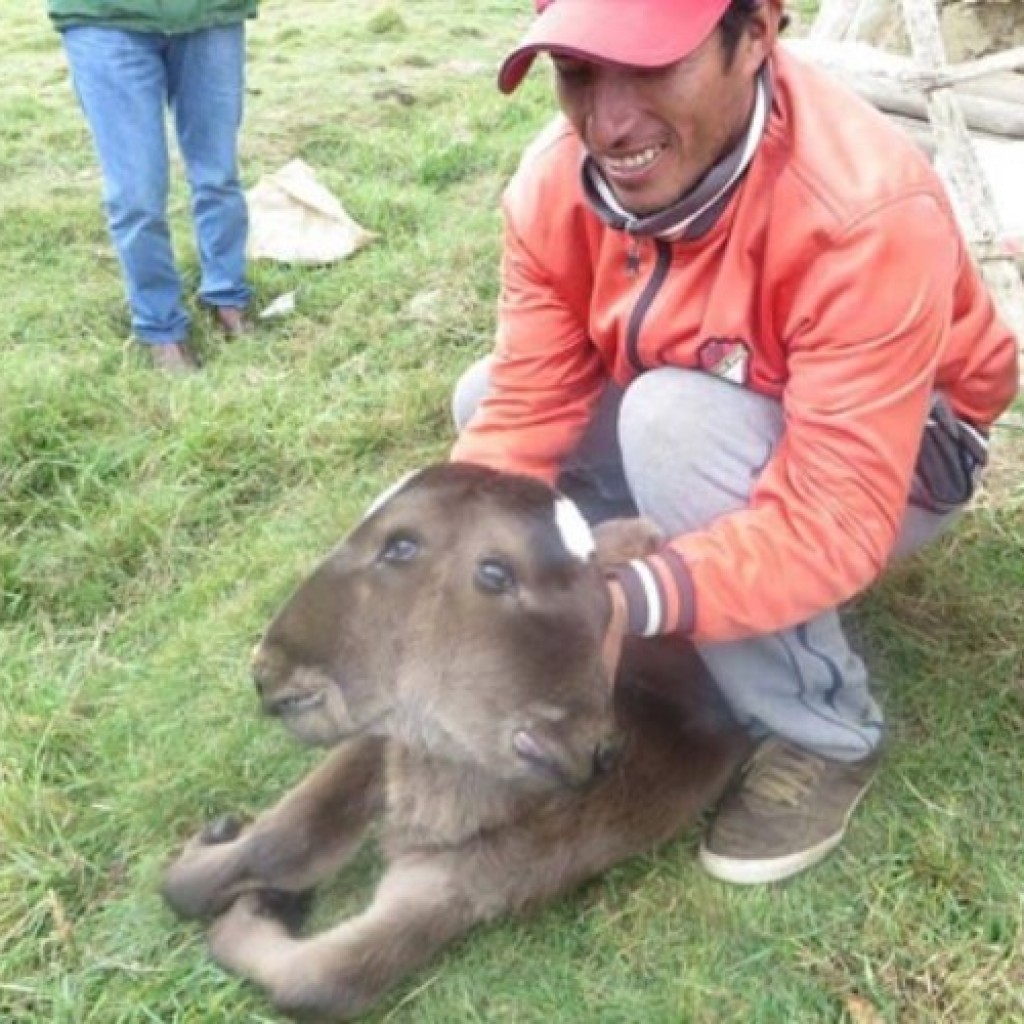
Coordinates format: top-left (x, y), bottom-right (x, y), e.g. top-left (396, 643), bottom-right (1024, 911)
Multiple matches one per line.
top-left (62, 24), bottom-right (251, 345)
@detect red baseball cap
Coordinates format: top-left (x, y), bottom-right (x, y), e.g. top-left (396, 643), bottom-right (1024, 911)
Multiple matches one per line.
top-left (498, 0), bottom-right (734, 94)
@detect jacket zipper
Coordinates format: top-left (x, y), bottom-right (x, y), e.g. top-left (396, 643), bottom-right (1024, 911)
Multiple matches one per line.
top-left (625, 238), bottom-right (672, 374)
top-left (625, 239), bottom-right (642, 276)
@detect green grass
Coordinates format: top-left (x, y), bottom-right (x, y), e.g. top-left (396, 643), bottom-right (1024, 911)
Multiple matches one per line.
top-left (2, 1), bottom-right (1023, 1021)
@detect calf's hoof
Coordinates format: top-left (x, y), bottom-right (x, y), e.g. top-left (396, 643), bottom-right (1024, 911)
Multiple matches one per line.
top-left (201, 814), bottom-right (244, 845)
top-left (162, 814), bottom-right (251, 920)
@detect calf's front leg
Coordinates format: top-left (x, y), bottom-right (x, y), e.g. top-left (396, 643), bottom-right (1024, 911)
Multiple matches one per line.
top-left (207, 853), bottom-right (478, 1021)
top-left (163, 736), bottom-right (384, 919)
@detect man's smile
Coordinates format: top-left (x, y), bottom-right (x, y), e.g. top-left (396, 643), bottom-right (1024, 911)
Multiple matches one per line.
top-left (601, 142), bottom-right (667, 177)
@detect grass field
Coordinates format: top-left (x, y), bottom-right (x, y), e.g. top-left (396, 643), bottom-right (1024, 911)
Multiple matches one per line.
top-left (1, 1), bottom-right (1022, 1021)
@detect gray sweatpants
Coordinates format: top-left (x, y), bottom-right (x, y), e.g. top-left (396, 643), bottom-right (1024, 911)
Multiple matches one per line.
top-left (453, 359), bottom-right (962, 762)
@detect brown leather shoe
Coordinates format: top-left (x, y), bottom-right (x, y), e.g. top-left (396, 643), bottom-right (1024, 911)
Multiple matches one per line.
top-left (698, 739), bottom-right (880, 885)
top-left (145, 341), bottom-right (200, 373)
top-left (211, 305), bottom-right (250, 338)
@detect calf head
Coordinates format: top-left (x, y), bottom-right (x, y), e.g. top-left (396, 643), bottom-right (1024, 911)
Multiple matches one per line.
top-left (252, 463), bottom-right (642, 788)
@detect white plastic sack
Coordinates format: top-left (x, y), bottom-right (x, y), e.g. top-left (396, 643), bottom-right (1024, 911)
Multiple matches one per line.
top-left (247, 159), bottom-right (375, 264)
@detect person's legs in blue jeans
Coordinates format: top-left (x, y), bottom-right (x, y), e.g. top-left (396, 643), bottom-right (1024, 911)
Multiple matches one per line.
top-left (168, 25), bottom-right (250, 313)
top-left (61, 27), bottom-right (188, 345)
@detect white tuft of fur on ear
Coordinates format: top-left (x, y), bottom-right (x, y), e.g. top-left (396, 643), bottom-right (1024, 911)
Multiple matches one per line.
top-left (554, 497), bottom-right (595, 561)
top-left (361, 470), bottom-right (420, 522)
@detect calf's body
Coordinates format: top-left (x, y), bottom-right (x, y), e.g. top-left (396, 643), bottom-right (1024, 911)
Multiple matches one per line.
top-left (163, 463), bottom-right (749, 1020)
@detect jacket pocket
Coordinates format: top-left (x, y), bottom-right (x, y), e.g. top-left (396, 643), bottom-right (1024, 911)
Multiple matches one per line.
top-left (908, 393), bottom-right (989, 514)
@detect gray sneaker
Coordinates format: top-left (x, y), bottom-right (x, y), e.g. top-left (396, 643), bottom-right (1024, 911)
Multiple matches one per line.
top-left (698, 739), bottom-right (880, 885)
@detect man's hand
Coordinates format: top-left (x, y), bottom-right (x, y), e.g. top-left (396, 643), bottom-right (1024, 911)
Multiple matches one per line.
top-left (601, 579), bottom-right (628, 689)
top-left (593, 516), bottom-right (663, 569)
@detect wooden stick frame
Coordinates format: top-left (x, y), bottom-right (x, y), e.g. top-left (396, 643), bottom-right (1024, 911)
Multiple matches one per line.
top-left (800, 0), bottom-right (1024, 390)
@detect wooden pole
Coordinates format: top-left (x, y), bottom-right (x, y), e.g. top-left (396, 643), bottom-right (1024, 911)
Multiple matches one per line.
top-left (901, 44), bottom-right (1024, 90)
top-left (898, 0), bottom-right (1024, 386)
top-left (808, 0), bottom-right (867, 41)
top-left (784, 39), bottom-right (1024, 139)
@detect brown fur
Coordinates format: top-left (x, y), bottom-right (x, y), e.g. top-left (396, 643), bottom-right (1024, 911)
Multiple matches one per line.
top-left (162, 463), bottom-right (750, 1020)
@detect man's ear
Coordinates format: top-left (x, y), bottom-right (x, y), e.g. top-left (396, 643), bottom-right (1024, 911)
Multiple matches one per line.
top-left (740, 0), bottom-right (783, 73)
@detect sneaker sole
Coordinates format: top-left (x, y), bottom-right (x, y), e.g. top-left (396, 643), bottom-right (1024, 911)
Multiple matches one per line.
top-left (696, 773), bottom-right (876, 885)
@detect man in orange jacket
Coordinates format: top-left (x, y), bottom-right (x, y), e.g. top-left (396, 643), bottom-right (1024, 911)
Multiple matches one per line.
top-left (451, 0), bottom-right (1019, 884)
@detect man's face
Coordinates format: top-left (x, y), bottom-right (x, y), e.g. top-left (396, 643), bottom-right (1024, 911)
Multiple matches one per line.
top-left (552, 16), bottom-right (771, 216)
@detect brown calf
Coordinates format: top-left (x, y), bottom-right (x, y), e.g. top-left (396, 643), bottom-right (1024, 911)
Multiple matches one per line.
top-left (162, 463), bottom-right (749, 1020)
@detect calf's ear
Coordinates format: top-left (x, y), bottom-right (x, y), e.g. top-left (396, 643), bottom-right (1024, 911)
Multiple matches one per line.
top-left (592, 517), bottom-right (664, 569)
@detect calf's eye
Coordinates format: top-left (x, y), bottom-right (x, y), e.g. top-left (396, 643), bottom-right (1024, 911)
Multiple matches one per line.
top-left (475, 558), bottom-right (516, 595)
top-left (381, 532), bottom-right (420, 564)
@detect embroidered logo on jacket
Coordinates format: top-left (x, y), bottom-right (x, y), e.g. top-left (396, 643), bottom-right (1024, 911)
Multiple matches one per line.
top-left (698, 337), bottom-right (750, 385)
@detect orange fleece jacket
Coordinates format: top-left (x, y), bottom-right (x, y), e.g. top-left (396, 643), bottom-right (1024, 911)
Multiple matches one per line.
top-left (452, 48), bottom-right (1019, 642)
